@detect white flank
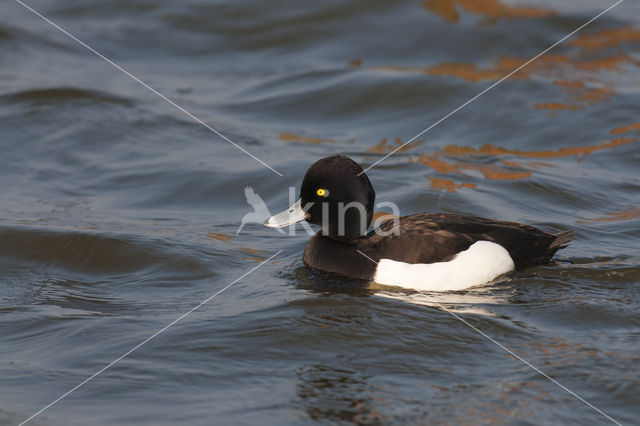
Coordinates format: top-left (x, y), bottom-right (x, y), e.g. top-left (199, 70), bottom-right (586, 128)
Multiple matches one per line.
top-left (372, 241), bottom-right (515, 292)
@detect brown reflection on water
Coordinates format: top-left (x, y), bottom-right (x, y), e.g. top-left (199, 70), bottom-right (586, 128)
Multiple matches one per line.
top-left (546, 80), bottom-right (615, 108)
top-left (279, 132), bottom-right (335, 145)
top-left (570, 27), bottom-right (640, 49)
top-left (534, 102), bottom-right (582, 110)
top-left (571, 87), bottom-right (613, 105)
top-left (374, 53), bottom-right (633, 83)
top-left (427, 177), bottom-right (475, 192)
top-left (423, 0), bottom-right (552, 24)
top-left (354, 127), bottom-right (636, 192)
top-left (610, 122), bottom-right (640, 135)
top-left (415, 153), bottom-right (532, 187)
top-left (236, 247), bottom-right (270, 262)
top-left (206, 232), bottom-right (233, 241)
top-left (366, 137), bottom-right (423, 154)
top-left (206, 232), bottom-right (273, 262)
top-left (440, 137), bottom-right (637, 159)
top-left (577, 207), bottom-right (640, 223)
top-left (410, 137), bottom-right (636, 191)
top-left (369, 23), bottom-right (640, 113)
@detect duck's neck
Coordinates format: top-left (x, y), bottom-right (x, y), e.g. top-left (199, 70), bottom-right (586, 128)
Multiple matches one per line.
top-left (302, 233), bottom-right (376, 281)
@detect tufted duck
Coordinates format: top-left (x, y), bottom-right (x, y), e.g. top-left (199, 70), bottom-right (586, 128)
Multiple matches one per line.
top-left (265, 155), bottom-right (572, 291)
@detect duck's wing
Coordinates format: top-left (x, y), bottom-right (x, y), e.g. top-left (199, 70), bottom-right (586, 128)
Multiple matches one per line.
top-left (419, 213), bottom-right (572, 267)
top-left (365, 218), bottom-right (473, 265)
top-left (371, 213), bottom-right (572, 268)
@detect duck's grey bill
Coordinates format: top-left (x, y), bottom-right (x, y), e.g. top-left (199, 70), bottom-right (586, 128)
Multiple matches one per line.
top-left (264, 198), bottom-right (308, 228)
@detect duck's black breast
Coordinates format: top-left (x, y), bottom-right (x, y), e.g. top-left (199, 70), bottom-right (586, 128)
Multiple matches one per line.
top-left (302, 213), bottom-right (572, 280)
top-left (302, 233), bottom-right (378, 280)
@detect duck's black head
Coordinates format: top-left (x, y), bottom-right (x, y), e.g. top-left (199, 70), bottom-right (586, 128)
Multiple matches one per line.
top-left (266, 155), bottom-right (375, 241)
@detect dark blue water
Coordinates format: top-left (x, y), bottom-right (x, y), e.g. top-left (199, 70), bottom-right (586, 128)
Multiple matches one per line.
top-left (1, 0), bottom-right (639, 424)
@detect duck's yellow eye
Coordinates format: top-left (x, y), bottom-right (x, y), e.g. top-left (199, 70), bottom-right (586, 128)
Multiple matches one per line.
top-left (316, 188), bottom-right (328, 197)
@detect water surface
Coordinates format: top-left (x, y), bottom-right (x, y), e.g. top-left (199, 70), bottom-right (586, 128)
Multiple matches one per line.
top-left (1, 0), bottom-right (639, 424)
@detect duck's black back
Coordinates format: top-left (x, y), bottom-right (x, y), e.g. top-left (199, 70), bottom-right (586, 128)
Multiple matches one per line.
top-left (376, 213), bottom-right (571, 268)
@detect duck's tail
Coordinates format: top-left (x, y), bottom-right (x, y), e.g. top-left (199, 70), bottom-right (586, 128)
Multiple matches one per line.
top-left (543, 230), bottom-right (573, 263)
top-left (550, 230), bottom-right (574, 251)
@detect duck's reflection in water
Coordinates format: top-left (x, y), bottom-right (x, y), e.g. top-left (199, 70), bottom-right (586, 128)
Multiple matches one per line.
top-left (291, 264), bottom-right (512, 316)
top-left (371, 281), bottom-right (513, 317)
